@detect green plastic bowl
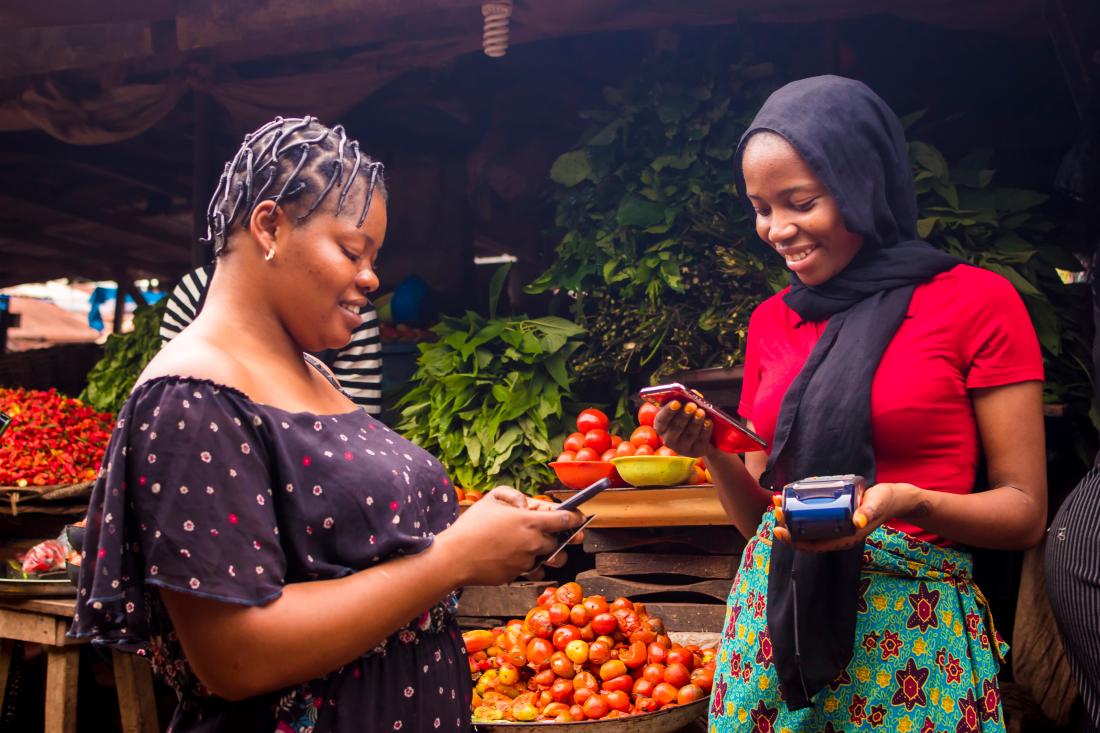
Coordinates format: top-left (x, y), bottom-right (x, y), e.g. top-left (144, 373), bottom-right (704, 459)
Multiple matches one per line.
top-left (610, 455), bottom-right (696, 487)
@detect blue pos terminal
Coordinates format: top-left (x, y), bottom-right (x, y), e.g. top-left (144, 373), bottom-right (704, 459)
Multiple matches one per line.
top-left (781, 474), bottom-right (866, 541)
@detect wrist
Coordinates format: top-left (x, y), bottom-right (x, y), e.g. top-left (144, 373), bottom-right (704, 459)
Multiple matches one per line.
top-left (890, 483), bottom-right (930, 522)
top-left (430, 529), bottom-right (471, 588)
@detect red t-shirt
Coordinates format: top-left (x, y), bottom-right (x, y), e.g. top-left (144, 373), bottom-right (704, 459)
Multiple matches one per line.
top-left (738, 264), bottom-right (1044, 544)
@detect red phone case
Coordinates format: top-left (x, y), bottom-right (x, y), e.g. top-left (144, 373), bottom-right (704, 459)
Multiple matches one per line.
top-left (639, 383), bottom-right (767, 454)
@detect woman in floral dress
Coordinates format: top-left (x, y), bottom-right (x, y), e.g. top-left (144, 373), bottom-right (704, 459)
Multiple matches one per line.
top-left (71, 117), bottom-right (582, 733)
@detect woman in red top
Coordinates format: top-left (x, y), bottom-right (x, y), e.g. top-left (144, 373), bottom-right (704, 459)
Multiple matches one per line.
top-left (655, 77), bottom-right (1046, 731)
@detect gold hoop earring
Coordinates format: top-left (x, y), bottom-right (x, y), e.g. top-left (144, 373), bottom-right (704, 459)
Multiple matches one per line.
top-left (264, 247), bottom-right (276, 261)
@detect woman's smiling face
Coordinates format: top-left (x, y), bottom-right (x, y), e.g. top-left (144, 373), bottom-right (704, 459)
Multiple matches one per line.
top-left (741, 132), bottom-right (864, 287)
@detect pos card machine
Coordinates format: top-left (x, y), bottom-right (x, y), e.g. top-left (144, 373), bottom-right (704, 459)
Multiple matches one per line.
top-left (781, 474), bottom-right (866, 541)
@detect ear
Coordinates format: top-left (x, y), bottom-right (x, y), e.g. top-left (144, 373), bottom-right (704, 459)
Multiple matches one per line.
top-left (248, 200), bottom-right (282, 255)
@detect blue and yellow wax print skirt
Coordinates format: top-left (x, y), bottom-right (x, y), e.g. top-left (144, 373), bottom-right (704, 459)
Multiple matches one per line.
top-left (710, 513), bottom-right (1007, 733)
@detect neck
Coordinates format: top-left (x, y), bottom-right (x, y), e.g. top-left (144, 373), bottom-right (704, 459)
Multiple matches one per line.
top-left (193, 256), bottom-right (308, 372)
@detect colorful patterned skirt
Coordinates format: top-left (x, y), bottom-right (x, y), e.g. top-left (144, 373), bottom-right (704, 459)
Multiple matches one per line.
top-left (710, 513), bottom-right (1007, 733)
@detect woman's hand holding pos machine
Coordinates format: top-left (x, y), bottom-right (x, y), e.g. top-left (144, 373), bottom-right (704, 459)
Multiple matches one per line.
top-left (641, 382), bottom-right (865, 544)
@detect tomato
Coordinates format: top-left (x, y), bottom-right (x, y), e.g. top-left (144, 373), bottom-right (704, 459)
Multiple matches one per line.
top-left (579, 623), bottom-right (595, 642)
top-left (582, 693), bottom-right (611, 720)
top-left (565, 639), bottom-right (589, 664)
top-left (652, 682), bottom-right (679, 706)
top-left (555, 451), bottom-right (577, 462)
top-left (630, 426), bottom-right (661, 450)
top-left (570, 604), bottom-right (591, 627)
top-left (536, 587), bottom-right (558, 608)
top-left (512, 699), bottom-right (539, 722)
top-left (577, 408), bottom-right (609, 433)
top-left (563, 432), bottom-right (586, 453)
top-left (634, 444), bottom-right (655, 456)
top-left (609, 597), bottom-right (634, 613)
top-left (599, 659), bottom-right (627, 681)
top-left (633, 677), bottom-right (656, 697)
top-left (648, 642), bottom-right (669, 665)
top-left (690, 667), bottom-right (714, 693)
top-left (656, 445), bottom-right (678, 457)
top-left (583, 429), bottom-right (612, 455)
top-left (638, 402), bottom-right (660, 427)
top-left (506, 645), bottom-right (527, 667)
top-left (531, 668), bottom-right (556, 688)
top-left (550, 651), bottom-right (576, 679)
top-left (526, 638), bottom-right (555, 668)
top-left (600, 449), bottom-right (617, 462)
top-left (526, 608), bottom-right (554, 638)
top-left (602, 674), bottom-right (634, 694)
top-left (614, 610), bottom-right (641, 636)
top-left (642, 663), bottom-right (665, 684)
top-left (619, 640), bottom-right (647, 668)
top-left (590, 613), bottom-right (617, 635)
top-left (634, 696), bottom-right (659, 713)
top-left (588, 640), bottom-right (613, 665)
top-left (663, 662), bottom-right (690, 688)
top-left (462, 629), bottom-right (494, 653)
top-left (548, 602), bottom-right (571, 627)
top-left (574, 447), bottom-right (599, 461)
top-left (573, 670), bottom-right (599, 693)
top-left (629, 629), bottom-right (657, 646)
top-left (555, 582), bottom-right (583, 606)
top-left (553, 625), bottom-right (581, 651)
top-left (614, 440), bottom-right (637, 457)
top-left (497, 662), bottom-right (520, 686)
top-left (677, 683), bottom-right (705, 704)
top-left (666, 648), bottom-right (694, 670)
top-left (655, 633), bottom-right (672, 648)
top-left (583, 595), bottom-right (610, 616)
top-left (573, 687), bottom-right (593, 706)
top-left (609, 434), bottom-right (623, 448)
top-left (605, 689), bottom-right (631, 712)
top-left (569, 704), bottom-right (585, 721)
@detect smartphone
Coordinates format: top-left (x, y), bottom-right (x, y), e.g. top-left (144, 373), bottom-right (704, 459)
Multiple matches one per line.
top-left (639, 383), bottom-right (766, 454)
top-left (555, 478), bottom-right (611, 513)
top-left (0, 411), bottom-right (10, 439)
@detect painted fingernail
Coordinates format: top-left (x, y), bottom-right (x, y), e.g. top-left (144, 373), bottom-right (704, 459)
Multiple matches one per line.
top-left (683, 402), bottom-right (697, 415)
top-left (853, 513), bottom-right (867, 529)
top-left (703, 420), bottom-right (712, 430)
top-left (694, 410), bottom-right (705, 421)
top-left (669, 401), bottom-right (681, 411)
top-left (772, 494), bottom-right (782, 507)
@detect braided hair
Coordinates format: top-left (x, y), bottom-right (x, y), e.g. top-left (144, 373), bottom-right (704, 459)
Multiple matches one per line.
top-left (204, 116), bottom-right (387, 256)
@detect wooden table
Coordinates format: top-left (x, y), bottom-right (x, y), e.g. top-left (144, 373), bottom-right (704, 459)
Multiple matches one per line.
top-left (0, 596), bottom-right (159, 733)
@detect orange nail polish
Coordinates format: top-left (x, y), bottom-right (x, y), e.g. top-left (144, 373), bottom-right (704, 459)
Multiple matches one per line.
top-left (853, 513), bottom-right (867, 529)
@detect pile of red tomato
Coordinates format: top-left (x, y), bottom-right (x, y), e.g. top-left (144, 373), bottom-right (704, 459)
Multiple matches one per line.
top-left (555, 406), bottom-right (710, 485)
top-left (465, 582), bottom-right (716, 723)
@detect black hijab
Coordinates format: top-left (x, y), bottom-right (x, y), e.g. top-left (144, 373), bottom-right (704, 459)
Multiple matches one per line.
top-left (735, 76), bottom-right (960, 710)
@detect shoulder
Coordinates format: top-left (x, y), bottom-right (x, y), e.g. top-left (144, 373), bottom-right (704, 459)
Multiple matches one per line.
top-left (919, 264), bottom-right (1022, 303)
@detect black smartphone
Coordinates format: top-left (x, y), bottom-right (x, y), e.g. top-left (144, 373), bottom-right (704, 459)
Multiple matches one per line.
top-left (554, 477), bottom-right (611, 513)
top-left (0, 411), bottom-right (10, 439)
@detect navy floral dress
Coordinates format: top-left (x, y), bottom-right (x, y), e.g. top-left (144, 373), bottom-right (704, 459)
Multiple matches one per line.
top-left (71, 377), bottom-right (472, 733)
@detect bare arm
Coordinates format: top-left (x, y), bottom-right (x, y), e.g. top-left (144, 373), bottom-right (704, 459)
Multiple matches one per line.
top-left (775, 381), bottom-right (1048, 552)
top-left (654, 402), bottom-right (773, 539)
top-left (162, 489), bottom-right (582, 700)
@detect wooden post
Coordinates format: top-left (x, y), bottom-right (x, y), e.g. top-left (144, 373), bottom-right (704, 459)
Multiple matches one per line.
top-left (111, 649), bottom-right (159, 733)
top-left (0, 639), bottom-right (13, 713)
top-left (43, 646), bottom-right (79, 733)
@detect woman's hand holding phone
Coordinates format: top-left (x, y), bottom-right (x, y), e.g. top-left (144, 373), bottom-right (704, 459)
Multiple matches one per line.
top-left (652, 400), bottom-right (717, 459)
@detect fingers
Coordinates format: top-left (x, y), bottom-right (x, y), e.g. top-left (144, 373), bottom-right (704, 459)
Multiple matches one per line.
top-left (544, 508), bottom-right (585, 531)
top-left (487, 486), bottom-right (528, 508)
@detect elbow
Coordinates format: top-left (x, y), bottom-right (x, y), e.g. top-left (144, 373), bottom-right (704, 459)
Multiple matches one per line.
top-left (191, 657), bottom-right (273, 702)
top-left (1019, 521), bottom-right (1046, 551)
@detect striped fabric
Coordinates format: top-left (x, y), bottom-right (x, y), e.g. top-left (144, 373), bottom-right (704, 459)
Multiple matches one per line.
top-left (159, 265), bottom-right (384, 415)
top-left (1045, 467), bottom-right (1100, 732)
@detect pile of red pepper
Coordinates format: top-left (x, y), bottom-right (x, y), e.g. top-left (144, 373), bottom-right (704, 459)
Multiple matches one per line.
top-left (0, 388), bottom-right (114, 487)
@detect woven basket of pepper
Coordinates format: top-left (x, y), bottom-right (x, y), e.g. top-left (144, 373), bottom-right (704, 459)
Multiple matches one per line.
top-left (0, 481), bottom-right (96, 516)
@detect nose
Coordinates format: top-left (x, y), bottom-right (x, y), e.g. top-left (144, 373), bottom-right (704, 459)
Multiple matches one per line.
top-left (768, 214), bottom-right (798, 245)
top-left (355, 265), bottom-right (379, 294)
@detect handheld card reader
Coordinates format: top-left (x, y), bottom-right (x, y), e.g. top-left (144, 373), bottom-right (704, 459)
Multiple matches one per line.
top-left (781, 474), bottom-right (866, 541)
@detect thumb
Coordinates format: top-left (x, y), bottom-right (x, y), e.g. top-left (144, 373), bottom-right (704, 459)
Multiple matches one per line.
top-left (853, 483), bottom-right (890, 529)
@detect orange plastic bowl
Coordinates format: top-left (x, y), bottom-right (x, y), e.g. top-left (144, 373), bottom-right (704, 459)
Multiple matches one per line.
top-left (549, 461), bottom-right (620, 490)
